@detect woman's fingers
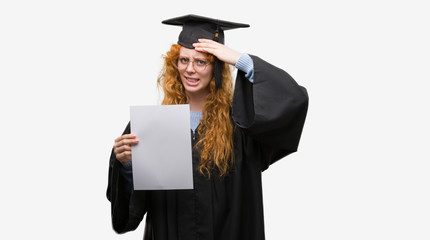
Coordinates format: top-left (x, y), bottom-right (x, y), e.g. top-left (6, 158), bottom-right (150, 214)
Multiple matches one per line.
top-left (193, 39), bottom-right (221, 56)
top-left (114, 134), bottom-right (137, 143)
top-left (113, 134), bottom-right (139, 163)
top-left (115, 150), bottom-right (132, 163)
top-left (114, 134), bottom-right (139, 148)
top-left (193, 39), bottom-right (241, 66)
top-left (114, 138), bottom-right (139, 149)
top-left (114, 144), bottom-right (132, 155)
top-left (193, 39), bottom-right (219, 52)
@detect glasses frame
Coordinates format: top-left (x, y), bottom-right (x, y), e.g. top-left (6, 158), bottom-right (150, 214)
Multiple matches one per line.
top-left (175, 57), bottom-right (212, 72)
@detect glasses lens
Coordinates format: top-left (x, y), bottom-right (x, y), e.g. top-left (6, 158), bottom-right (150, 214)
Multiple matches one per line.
top-left (194, 63), bottom-right (205, 72)
top-left (176, 58), bottom-right (209, 72)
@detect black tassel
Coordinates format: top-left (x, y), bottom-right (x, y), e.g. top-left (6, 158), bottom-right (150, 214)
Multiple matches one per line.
top-left (214, 57), bottom-right (223, 89)
top-left (213, 20), bottom-right (222, 90)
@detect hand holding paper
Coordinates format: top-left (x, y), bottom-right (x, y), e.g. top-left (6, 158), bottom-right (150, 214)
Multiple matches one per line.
top-left (113, 134), bottom-right (139, 164)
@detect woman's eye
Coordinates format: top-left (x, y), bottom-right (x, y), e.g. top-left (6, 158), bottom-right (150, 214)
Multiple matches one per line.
top-left (179, 58), bottom-right (189, 64)
top-left (196, 60), bottom-right (207, 66)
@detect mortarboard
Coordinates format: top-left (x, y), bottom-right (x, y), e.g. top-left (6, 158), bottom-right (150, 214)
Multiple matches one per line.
top-left (162, 14), bottom-right (250, 89)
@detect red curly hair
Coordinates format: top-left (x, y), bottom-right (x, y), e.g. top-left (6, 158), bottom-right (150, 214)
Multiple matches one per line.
top-left (157, 44), bottom-right (234, 177)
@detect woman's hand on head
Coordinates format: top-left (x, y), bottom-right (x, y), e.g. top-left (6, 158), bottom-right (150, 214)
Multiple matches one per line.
top-left (193, 39), bottom-right (242, 66)
top-left (113, 134), bottom-right (139, 163)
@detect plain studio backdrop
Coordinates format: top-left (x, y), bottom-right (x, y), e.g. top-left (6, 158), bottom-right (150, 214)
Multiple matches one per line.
top-left (1, 0), bottom-right (429, 239)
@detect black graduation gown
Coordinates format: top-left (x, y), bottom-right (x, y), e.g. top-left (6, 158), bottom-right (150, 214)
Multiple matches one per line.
top-left (106, 55), bottom-right (309, 240)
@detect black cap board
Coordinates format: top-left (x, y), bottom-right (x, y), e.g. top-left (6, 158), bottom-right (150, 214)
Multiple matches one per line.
top-left (162, 14), bottom-right (250, 89)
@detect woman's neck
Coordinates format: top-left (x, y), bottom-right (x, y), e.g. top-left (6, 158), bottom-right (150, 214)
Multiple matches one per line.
top-left (187, 91), bottom-right (208, 112)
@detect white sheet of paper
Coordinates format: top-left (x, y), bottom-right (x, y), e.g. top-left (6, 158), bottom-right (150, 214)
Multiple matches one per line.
top-left (130, 104), bottom-right (193, 190)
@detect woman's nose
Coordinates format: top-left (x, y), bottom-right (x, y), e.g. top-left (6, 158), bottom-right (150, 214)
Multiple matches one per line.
top-left (185, 61), bottom-right (195, 73)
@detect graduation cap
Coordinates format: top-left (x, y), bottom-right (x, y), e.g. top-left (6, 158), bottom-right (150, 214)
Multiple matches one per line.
top-left (162, 14), bottom-right (250, 89)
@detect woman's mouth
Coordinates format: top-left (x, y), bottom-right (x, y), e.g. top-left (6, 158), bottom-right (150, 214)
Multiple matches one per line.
top-left (185, 76), bottom-right (200, 86)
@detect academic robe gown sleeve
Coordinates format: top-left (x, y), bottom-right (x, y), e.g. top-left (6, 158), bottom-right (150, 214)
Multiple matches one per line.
top-left (232, 55), bottom-right (309, 171)
top-left (106, 123), bottom-right (149, 234)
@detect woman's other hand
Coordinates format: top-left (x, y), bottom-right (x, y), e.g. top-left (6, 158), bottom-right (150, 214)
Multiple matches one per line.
top-left (193, 39), bottom-right (242, 66)
top-left (113, 134), bottom-right (139, 163)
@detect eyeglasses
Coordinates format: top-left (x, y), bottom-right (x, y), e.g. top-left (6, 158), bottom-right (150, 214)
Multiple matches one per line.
top-left (176, 57), bottom-right (211, 72)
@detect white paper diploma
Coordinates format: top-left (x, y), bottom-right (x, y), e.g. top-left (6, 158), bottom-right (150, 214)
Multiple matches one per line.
top-left (130, 104), bottom-right (194, 190)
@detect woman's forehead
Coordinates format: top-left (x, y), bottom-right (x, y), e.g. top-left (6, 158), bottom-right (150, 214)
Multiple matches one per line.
top-left (179, 47), bottom-right (207, 58)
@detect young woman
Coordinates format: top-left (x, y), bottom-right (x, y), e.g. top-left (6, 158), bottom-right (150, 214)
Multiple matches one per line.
top-left (107, 14), bottom-right (309, 240)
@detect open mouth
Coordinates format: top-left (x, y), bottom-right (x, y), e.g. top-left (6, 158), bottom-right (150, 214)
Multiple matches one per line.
top-left (185, 76), bottom-right (200, 86)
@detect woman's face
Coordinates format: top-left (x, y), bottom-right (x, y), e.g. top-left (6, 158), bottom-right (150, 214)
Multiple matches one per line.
top-left (178, 47), bottom-right (214, 97)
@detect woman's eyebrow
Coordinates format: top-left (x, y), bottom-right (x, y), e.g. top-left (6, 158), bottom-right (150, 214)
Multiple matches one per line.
top-left (192, 56), bottom-right (208, 61)
top-left (179, 55), bottom-right (207, 61)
